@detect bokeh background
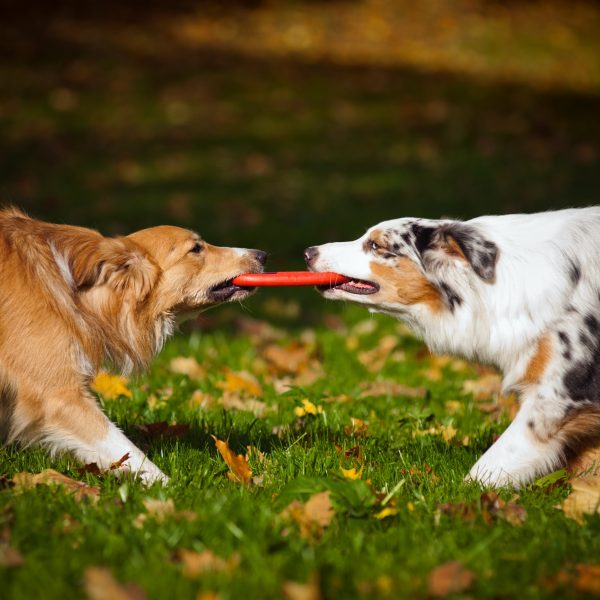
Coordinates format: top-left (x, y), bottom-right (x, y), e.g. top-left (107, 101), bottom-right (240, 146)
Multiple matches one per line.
top-left (2, 0), bottom-right (600, 320)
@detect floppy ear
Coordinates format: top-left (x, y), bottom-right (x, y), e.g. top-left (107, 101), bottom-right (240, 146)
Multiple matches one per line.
top-left (436, 223), bottom-right (498, 281)
top-left (68, 237), bottom-right (159, 299)
top-left (415, 222), bottom-right (498, 281)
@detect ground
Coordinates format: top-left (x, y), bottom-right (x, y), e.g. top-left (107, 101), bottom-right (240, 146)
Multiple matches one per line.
top-left (1, 1), bottom-right (600, 598)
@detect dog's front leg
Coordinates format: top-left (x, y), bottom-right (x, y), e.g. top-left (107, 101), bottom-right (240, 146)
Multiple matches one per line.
top-left (466, 394), bottom-right (564, 488)
top-left (43, 389), bottom-right (169, 485)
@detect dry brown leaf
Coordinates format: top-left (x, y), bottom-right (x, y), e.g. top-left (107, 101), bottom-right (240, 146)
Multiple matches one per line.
top-left (357, 335), bottom-right (398, 372)
top-left (280, 491), bottom-right (334, 541)
top-left (78, 453), bottom-right (130, 477)
top-left (84, 567), bottom-right (146, 600)
top-left (211, 436), bottom-right (252, 484)
top-left (177, 549), bottom-right (240, 578)
top-left (282, 575), bottom-right (321, 600)
top-left (559, 476), bottom-right (600, 524)
top-left (217, 370), bottom-right (262, 397)
top-left (428, 561), bottom-right (474, 598)
top-left (360, 380), bottom-right (427, 399)
top-left (344, 417), bottom-right (369, 437)
top-left (480, 492), bottom-right (527, 527)
top-left (133, 498), bottom-right (197, 528)
top-left (12, 469), bottom-right (100, 503)
top-left (169, 356), bottom-right (205, 380)
top-left (262, 342), bottom-right (312, 375)
top-left (187, 390), bottom-right (215, 410)
top-left (0, 528), bottom-right (23, 568)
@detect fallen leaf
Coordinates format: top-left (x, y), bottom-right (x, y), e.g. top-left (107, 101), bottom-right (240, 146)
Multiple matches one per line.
top-left (134, 498), bottom-right (197, 528)
top-left (177, 549), bottom-right (240, 578)
top-left (169, 356), bottom-right (205, 380)
top-left (573, 564), bottom-right (600, 594)
top-left (569, 446), bottom-right (600, 477)
top-left (280, 491), bottom-right (334, 541)
top-left (212, 436), bottom-right (252, 484)
top-left (341, 466), bottom-right (364, 480)
top-left (344, 417), bottom-right (369, 437)
top-left (374, 507), bottom-right (398, 520)
top-left (357, 335), bottom-right (398, 372)
top-left (219, 392), bottom-right (272, 417)
top-left (428, 561), bottom-right (474, 597)
top-left (84, 567), bottom-right (146, 600)
top-left (282, 574), bottom-right (321, 600)
top-left (0, 528), bottom-right (23, 567)
top-left (262, 342), bottom-right (312, 375)
top-left (91, 372), bottom-right (132, 400)
top-left (294, 399), bottom-right (323, 417)
top-left (360, 380), bottom-right (427, 399)
top-left (77, 453), bottom-right (130, 477)
top-left (559, 476), bottom-right (600, 524)
top-left (480, 492), bottom-right (527, 526)
top-left (187, 390), bottom-right (215, 410)
top-left (12, 469), bottom-right (100, 503)
top-left (217, 370), bottom-right (262, 397)
top-left (437, 502), bottom-right (478, 523)
top-left (412, 424), bottom-right (457, 443)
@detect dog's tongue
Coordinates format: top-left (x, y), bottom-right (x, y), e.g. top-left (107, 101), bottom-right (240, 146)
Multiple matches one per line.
top-left (349, 280), bottom-right (375, 289)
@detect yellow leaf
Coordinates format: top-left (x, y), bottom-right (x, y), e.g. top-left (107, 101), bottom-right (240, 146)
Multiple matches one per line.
top-left (217, 370), bottom-right (262, 397)
top-left (91, 372), bottom-right (131, 400)
top-left (357, 335), bottom-right (398, 372)
top-left (341, 466), bottom-right (364, 480)
top-left (374, 507), bottom-right (398, 520)
top-left (211, 436), bottom-right (252, 484)
top-left (294, 399), bottom-right (323, 417)
top-left (12, 469), bottom-right (100, 503)
top-left (344, 417), bottom-right (369, 437)
top-left (360, 380), bottom-right (427, 399)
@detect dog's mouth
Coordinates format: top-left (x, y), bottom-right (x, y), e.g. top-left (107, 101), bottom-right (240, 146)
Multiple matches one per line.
top-left (318, 277), bottom-right (380, 295)
top-left (209, 278), bottom-right (256, 302)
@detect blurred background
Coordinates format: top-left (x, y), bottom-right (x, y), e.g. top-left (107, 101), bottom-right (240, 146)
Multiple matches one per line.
top-left (1, 0), bottom-right (599, 321)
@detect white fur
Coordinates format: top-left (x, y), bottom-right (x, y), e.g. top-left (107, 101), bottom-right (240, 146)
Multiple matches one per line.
top-left (310, 207), bottom-right (600, 487)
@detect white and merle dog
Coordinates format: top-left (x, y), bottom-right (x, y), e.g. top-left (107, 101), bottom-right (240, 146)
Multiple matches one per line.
top-left (305, 207), bottom-right (600, 487)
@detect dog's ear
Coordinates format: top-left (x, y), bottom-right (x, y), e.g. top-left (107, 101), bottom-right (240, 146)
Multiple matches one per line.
top-left (415, 222), bottom-right (498, 281)
top-left (69, 237), bottom-right (159, 299)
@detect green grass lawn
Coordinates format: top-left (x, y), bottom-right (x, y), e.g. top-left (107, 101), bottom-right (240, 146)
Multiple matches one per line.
top-left (1, 305), bottom-right (598, 599)
top-left (2, 2), bottom-right (600, 597)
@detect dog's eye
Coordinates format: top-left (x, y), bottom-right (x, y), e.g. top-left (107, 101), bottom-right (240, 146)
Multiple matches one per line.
top-left (368, 240), bottom-right (380, 252)
top-left (189, 243), bottom-right (203, 254)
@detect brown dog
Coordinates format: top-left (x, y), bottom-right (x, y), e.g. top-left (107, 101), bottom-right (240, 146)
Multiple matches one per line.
top-left (0, 207), bottom-right (265, 484)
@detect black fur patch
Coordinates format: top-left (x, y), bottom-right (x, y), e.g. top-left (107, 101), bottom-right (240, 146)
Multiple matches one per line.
top-left (438, 223), bottom-right (498, 281)
top-left (439, 281), bottom-right (463, 310)
top-left (411, 224), bottom-right (436, 256)
top-left (563, 332), bottom-right (600, 402)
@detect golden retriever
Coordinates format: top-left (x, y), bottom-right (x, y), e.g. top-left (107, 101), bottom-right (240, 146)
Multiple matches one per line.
top-left (0, 207), bottom-right (266, 484)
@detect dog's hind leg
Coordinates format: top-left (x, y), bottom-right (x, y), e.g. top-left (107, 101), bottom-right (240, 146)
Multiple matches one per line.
top-left (466, 396), bottom-right (565, 488)
top-left (16, 386), bottom-right (168, 485)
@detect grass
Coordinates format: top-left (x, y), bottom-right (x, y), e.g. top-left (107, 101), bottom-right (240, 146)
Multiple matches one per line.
top-left (1, 1), bottom-right (600, 597)
top-left (1, 307), bottom-right (599, 599)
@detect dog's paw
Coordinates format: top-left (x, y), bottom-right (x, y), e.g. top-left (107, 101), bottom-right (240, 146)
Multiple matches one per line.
top-left (465, 463), bottom-right (523, 489)
top-left (138, 466), bottom-right (170, 486)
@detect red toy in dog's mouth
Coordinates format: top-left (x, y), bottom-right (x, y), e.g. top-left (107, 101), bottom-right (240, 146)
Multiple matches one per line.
top-left (232, 272), bottom-right (379, 294)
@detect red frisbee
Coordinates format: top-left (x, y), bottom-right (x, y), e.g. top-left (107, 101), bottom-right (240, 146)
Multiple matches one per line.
top-left (232, 271), bottom-right (351, 287)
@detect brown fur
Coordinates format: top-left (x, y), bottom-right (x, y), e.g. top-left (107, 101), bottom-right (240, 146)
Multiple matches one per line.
top-left (558, 406), bottom-right (600, 466)
top-left (0, 207), bottom-right (263, 477)
top-left (371, 260), bottom-right (444, 312)
top-left (522, 335), bottom-right (552, 385)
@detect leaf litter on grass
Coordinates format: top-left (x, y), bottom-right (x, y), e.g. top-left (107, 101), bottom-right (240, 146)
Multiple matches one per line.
top-left (12, 469), bottom-right (100, 503)
top-left (84, 567), bottom-right (146, 600)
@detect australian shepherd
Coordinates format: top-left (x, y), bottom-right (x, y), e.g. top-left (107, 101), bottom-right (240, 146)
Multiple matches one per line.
top-left (305, 208), bottom-right (600, 487)
top-left (0, 207), bottom-right (266, 484)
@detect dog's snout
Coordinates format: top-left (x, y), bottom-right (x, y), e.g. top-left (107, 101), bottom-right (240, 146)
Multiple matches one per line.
top-left (304, 246), bottom-right (319, 265)
top-left (252, 250), bottom-right (268, 265)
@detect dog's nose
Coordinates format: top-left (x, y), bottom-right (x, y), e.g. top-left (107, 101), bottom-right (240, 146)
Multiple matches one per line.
top-left (304, 246), bottom-right (319, 265)
top-left (253, 250), bottom-right (268, 265)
